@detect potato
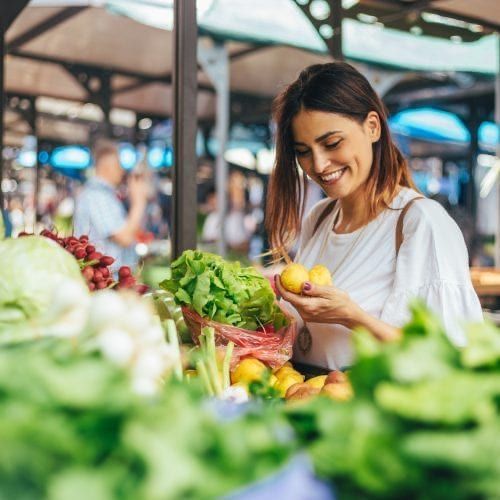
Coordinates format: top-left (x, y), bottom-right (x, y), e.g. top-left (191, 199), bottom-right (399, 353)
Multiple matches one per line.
top-left (321, 382), bottom-right (353, 401)
top-left (305, 375), bottom-right (328, 389)
top-left (286, 383), bottom-right (320, 401)
top-left (326, 370), bottom-right (348, 385)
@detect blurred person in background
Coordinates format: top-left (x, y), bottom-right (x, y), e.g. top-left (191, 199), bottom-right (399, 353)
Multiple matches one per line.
top-left (73, 138), bottom-right (147, 269)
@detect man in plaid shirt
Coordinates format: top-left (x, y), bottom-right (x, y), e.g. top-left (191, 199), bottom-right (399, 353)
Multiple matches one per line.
top-left (74, 139), bottom-right (147, 269)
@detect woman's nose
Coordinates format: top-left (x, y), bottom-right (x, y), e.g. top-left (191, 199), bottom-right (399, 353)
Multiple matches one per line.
top-left (312, 150), bottom-right (332, 174)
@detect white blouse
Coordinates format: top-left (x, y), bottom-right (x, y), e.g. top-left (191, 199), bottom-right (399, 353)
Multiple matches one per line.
top-left (284, 187), bottom-right (483, 370)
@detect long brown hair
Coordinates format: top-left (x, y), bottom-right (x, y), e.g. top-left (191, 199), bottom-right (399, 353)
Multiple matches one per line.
top-left (265, 62), bottom-right (415, 254)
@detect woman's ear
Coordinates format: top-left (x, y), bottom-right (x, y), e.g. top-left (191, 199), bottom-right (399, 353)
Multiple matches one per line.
top-left (365, 111), bottom-right (381, 143)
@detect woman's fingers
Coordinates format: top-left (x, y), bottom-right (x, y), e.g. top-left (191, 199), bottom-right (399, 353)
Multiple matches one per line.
top-left (301, 281), bottom-right (335, 298)
top-left (274, 275), bottom-right (312, 307)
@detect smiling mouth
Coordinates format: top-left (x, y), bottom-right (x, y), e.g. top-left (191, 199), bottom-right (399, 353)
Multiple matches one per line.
top-left (319, 167), bottom-right (348, 184)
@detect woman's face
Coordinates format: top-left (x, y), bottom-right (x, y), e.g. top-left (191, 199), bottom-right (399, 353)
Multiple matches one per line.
top-left (291, 109), bottom-right (380, 200)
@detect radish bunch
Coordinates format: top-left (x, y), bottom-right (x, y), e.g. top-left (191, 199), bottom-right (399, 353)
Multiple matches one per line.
top-left (19, 229), bottom-right (148, 294)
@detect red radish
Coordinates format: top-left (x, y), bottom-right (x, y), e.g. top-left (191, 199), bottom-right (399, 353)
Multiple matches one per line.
top-left (82, 267), bottom-right (94, 281)
top-left (86, 251), bottom-right (102, 262)
top-left (118, 266), bottom-right (131, 279)
top-left (93, 270), bottom-right (103, 282)
top-left (96, 281), bottom-right (107, 290)
top-left (135, 284), bottom-right (149, 294)
top-left (100, 255), bottom-right (115, 266)
top-left (85, 245), bottom-right (96, 255)
top-left (119, 276), bottom-right (136, 288)
top-left (257, 323), bottom-right (276, 333)
top-left (74, 248), bottom-right (86, 260)
top-left (100, 267), bottom-right (110, 278)
top-left (88, 282), bottom-right (96, 291)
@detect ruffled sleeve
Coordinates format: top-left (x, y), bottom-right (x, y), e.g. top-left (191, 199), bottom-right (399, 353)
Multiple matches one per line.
top-left (380, 198), bottom-right (483, 347)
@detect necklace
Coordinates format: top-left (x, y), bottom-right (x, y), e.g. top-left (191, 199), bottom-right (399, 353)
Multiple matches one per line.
top-left (297, 205), bottom-right (369, 355)
top-left (318, 205), bottom-right (369, 279)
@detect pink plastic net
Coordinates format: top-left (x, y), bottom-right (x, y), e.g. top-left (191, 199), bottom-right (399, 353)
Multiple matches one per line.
top-left (182, 306), bottom-right (298, 369)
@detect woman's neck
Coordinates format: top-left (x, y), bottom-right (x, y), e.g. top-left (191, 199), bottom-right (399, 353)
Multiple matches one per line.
top-left (334, 185), bottom-right (403, 234)
top-left (334, 187), bottom-right (369, 234)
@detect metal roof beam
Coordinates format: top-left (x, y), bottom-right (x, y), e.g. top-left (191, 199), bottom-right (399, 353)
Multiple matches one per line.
top-left (384, 80), bottom-right (495, 107)
top-left (229, 45), bottom-right (269, 61)
top-left (7, 6), bottom-right (88, 51)
top-left (1, 0), bottom-right (30, 31)
top-left (9, 49), bottom-right (215, 94)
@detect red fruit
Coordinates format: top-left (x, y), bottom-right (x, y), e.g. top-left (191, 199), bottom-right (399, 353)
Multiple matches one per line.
top-left (85, 245), bottom-right (96, 255)
top-left (88, 282), bottom-right (96, 291)
top-left (119, 276), bottom-right (136, 288)
top-left (93, 270), bottom-right (103, 282)
top-left (135, 284), bottom-right (149, 294)
top-left (68, 236), bottom-right (79, 244)
top-left (86, 252), bottom-right (102, 262)
top-left (100, 255), bottom-right (115, 266)
top-left (100, 267), bottom-right (110, 278)
top-left (74, 248), bottom-right (87, 260)
top-left (257, 323), bottom-right (276, 334)
top-left (96, 281), bottom-right (107, 290)
top-left (82, 267), bottom-right (94, 281)
top-left (118, 266), bottom-right (131, 279)
top-left (79, 235), bottom-right (89, 243)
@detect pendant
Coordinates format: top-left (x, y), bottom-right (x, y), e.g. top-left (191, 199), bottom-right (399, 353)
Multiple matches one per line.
top-left (297, 325), bottom-right (312, 354)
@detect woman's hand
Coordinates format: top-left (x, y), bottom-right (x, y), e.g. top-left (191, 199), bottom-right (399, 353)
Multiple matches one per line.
top-left (275, 275), bottom-right (401, 341)
top-left (275, 275), bottom-right (363, 329)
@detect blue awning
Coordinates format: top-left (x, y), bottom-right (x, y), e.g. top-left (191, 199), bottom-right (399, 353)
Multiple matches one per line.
top-left (389, 107), bottom-right (470, 144)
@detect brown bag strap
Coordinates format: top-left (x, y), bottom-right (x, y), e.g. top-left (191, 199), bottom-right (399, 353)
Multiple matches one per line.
top-left (395, 196), bottom-right (425, 256)
top-left (312, 200), bottom-right (337, 235)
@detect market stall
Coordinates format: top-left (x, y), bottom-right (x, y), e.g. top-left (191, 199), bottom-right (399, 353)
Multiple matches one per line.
top-left (0, 231), bottom-right (499, 498)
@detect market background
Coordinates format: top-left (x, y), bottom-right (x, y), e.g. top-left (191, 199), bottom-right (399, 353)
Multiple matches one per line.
top-left (1, 1), bottom-right (499, 305)
top-left (1, 2), bottom-right (500, 499)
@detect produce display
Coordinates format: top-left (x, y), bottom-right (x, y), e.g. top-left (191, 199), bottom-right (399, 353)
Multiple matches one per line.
top-left (162, 250), bottom-right (297, 368)
top-left (20, 229), bottom-right (148, 293)
top-left (1, 231), bottom-right (499, 499)
top-left (280, 263), bottom-right (333, 293)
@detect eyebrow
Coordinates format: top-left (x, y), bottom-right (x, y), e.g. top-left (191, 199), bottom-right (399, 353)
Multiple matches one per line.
top-left (293, 130), bottom-right (342, 146)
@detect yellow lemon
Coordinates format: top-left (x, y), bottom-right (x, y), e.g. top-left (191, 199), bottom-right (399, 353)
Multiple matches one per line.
top-left (231, 358), bottom-right (268, 385)
top-left (274, 366), bottom-right (300, 381)
top-left (272, 361), bottom-right (293, 374)
top-left (309, 265), bottom-right (333, 286)
top-left (305, 375), bottom-right (327, 389)
top-left (280, 263), bottom-right (310, 294)
top-left (274, 373), bottom-right (305, 397)
top-left (269, 374), bottom-right (278, 387)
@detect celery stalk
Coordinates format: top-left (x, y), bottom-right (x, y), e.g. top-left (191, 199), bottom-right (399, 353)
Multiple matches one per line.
top-left (165, 319), bottom-right (183, 381)
top-left (222, 341), bottom-right (235, 390)
top-left (202, 327), bottom-right (223, 396)
top-left (196, 359), bottom-right (214, 396)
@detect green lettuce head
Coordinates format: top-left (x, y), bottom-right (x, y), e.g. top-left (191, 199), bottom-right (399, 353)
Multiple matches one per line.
top-left (0, 236), bottom-right (85, 324)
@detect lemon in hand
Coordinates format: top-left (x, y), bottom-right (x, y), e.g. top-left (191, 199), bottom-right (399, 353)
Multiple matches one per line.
top-left (280, 263), bottom-right (310, 294)
top-left (309, 265), bottom-right (333, 286)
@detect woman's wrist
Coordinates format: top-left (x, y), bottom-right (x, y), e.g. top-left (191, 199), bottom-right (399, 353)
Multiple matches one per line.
top-left (348, 307), bottom-right (401, 341)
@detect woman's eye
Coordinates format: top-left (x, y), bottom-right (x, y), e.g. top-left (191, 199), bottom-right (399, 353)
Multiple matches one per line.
top-left (295, 150), bottom-right (309, 157)
top-left (325, 140), bottom-right (341, 149)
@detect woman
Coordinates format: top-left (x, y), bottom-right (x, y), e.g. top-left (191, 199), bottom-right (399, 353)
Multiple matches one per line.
top-left (266, 62), bottom-right (482, 371)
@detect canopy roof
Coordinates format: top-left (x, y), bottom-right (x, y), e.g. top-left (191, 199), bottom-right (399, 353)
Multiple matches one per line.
top-left (4, 0), bottom-right (498, 144)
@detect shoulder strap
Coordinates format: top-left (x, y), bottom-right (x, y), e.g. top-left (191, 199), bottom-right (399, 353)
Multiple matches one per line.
top-left (395, 196), bottom-right (425, 256)
top-left (312, 200), bottom-right (337, 235)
